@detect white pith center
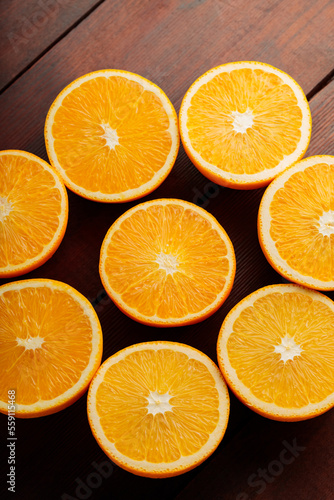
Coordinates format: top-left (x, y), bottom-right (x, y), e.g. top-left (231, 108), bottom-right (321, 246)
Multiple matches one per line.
top-left (101, 123), bottom-right (119, 149)
top-left (156, 252), bottom-right (179, 275)
top-left (231, 109), bottom-right (254, 133)
top-left (16, 336), bottom-right (44, 351)
top-left (146, 391), bottom-right (173, 415)
top-left (0, 197), bottom-right (12, 221)
top-left (274, 335), bottom-right (303, 362)
top-left (318, 210), bottom-right (334, 236)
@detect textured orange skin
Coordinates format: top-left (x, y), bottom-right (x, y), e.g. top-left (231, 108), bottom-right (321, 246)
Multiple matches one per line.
top-left (87, 341), bottom-right (230, 478)
top-left (0, 150), bottom-right (69, 279)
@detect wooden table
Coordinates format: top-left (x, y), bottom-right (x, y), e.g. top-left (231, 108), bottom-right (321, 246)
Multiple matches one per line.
top-left (1, 1), bottom-right (334, 498)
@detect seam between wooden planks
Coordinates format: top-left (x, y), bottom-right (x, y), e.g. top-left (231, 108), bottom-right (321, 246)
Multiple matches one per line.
top-left (307, 67), bottom-right (334, 100)
top-left (0, 0), bottom-right (106, 95)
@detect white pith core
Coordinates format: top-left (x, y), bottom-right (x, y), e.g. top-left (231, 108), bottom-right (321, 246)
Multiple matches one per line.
top-left (274, 335), bottom-right (303, 363)
top-left (146, 391), bottom-right (173, 416)
top-left (0, 197), bottom-right (12, 221)
top-left (101, 123), bottom-right (119, 149)
top-left (16, 336), bottom-right (44, 351)
top-left (318, 210), bottom-right (334, 236)
top-left (156, 252), bottom-right (179, 275)
top-left (231, 109), bottom-right (254, 133)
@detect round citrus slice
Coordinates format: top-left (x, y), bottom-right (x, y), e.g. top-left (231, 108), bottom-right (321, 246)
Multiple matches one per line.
top-left (99, 199), bottom-right (236, 326)
top-left (45, 70), bottom-right (179, 202)
top-left (0, 279), bottom-right (102, 418)
top-left (179, 61), bottom-right (311, 189)
top-left (0, 150), bottom-right (68, 278)
top-left (217, 284), bottom-right (334, 421)
top-left (87, 341), bottom-right (230, 477)
top-left (258, 155), bottom-right (334, 291)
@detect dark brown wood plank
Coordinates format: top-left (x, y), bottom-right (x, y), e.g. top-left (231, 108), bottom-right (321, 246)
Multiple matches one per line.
top-left (176, 410), bottom-right (334, 500)
top-left (306, 77), bottom-right (334, 157)
top-left (0, 1), bottom-right (334, 499)
top-left (0, 0), bottom-right (104, 91)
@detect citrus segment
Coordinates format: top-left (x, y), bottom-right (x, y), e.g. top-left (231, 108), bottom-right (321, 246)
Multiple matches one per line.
top-left (45, 70), bottom-right (179, 202)
top-left (258, 155), bottom-right (334, 290)
top-left (0, 279), bottom-right (102, 418)
top-left (88, 341), bottom-right (230, 477)
top-left (217, 284), bottom-right (334, 421)
top-left (180, 62), bottom-right (311, 189)
top-left (99, 199), bottom-right (235, 326)
top-left (0, 150), bottom-right (68, 278)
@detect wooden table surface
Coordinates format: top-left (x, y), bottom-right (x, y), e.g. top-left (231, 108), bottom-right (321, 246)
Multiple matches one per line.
top-left (1, 1), bottom-right (334, 499)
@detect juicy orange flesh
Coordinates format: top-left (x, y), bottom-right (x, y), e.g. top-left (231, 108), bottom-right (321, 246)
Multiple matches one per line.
top-left (227, 292), bottom-right (334, 408)
top-left (95, 349), bottom-right (219, 462)
top-left (0, 286), bottom-right (93, 405)
top-left (269, 163), bottom-right (334, 282)
top-left (187, 68), bottom-right (302, 174)
top-left (52, 76), bottom-right (172, 193)
top-left (0, 155), bottom-right (63, 268)
top-left (104, 204), bottom-right (229, 318)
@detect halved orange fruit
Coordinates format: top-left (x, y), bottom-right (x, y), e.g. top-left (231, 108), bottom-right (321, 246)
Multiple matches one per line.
top-left (179, 61), bottom-right (311, 189)
top-left (217, 284), bottom-right (334, 421)
top-left (99, 199), bottom-right (236, 326)
top-left (0, 150), bottom-right (68, 278)
top-left (45, 70), bottom-right (179, 202)
top-left (258, 155), bottom-right (334, 290)
top-left (0, 279), bottom-right (102, 418)
top-left (87, 341), bottom-right (230, 477)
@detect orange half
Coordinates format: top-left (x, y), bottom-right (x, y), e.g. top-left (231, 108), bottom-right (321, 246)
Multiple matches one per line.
top-left (0, 150), bottom-right (68, 278)
top-left (217, 284), bottom-right (334, 421)
top-left (258, 155), bottom-right (334, 290)
top-left (87, 341), bottom-right (230, 477)
top-left (180, 62), bottom-right (311, 189)
top-left (0, 279), bottom-right (102, 418)
top-left (99, 199), bottom-right (236, 326)
top-left (45, 70), bottom-right (179, 202)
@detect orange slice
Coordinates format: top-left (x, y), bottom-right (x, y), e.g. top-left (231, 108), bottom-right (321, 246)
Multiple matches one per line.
top-left (217, 284), bottom-right (334, 421)
top-left (99, 199), bottom-right (236, 326)
top-left (0, 150), bottom-right (68, 278)
top-left (258, 155), bottom-right (334, 290)
top-left (45, 70), bottom-right (179, 202)
top-left (87, 341), bottom-right (230, 477)
top-left (179, 61), bottom-right (311, 189)
top-left (0, 279), bottom-right (102, 418)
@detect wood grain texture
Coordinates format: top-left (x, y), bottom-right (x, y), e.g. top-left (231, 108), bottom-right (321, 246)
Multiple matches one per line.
top-left (0, 0), bottom-right (334, 498)
top-left (1, 0), bottom-right (334, 155)
top-left (306, 77), bottom-right (334, 157)
top-left (176, 410), bottom-right (334, 500)
top-left (0, 0), bottom-right (103, 91)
